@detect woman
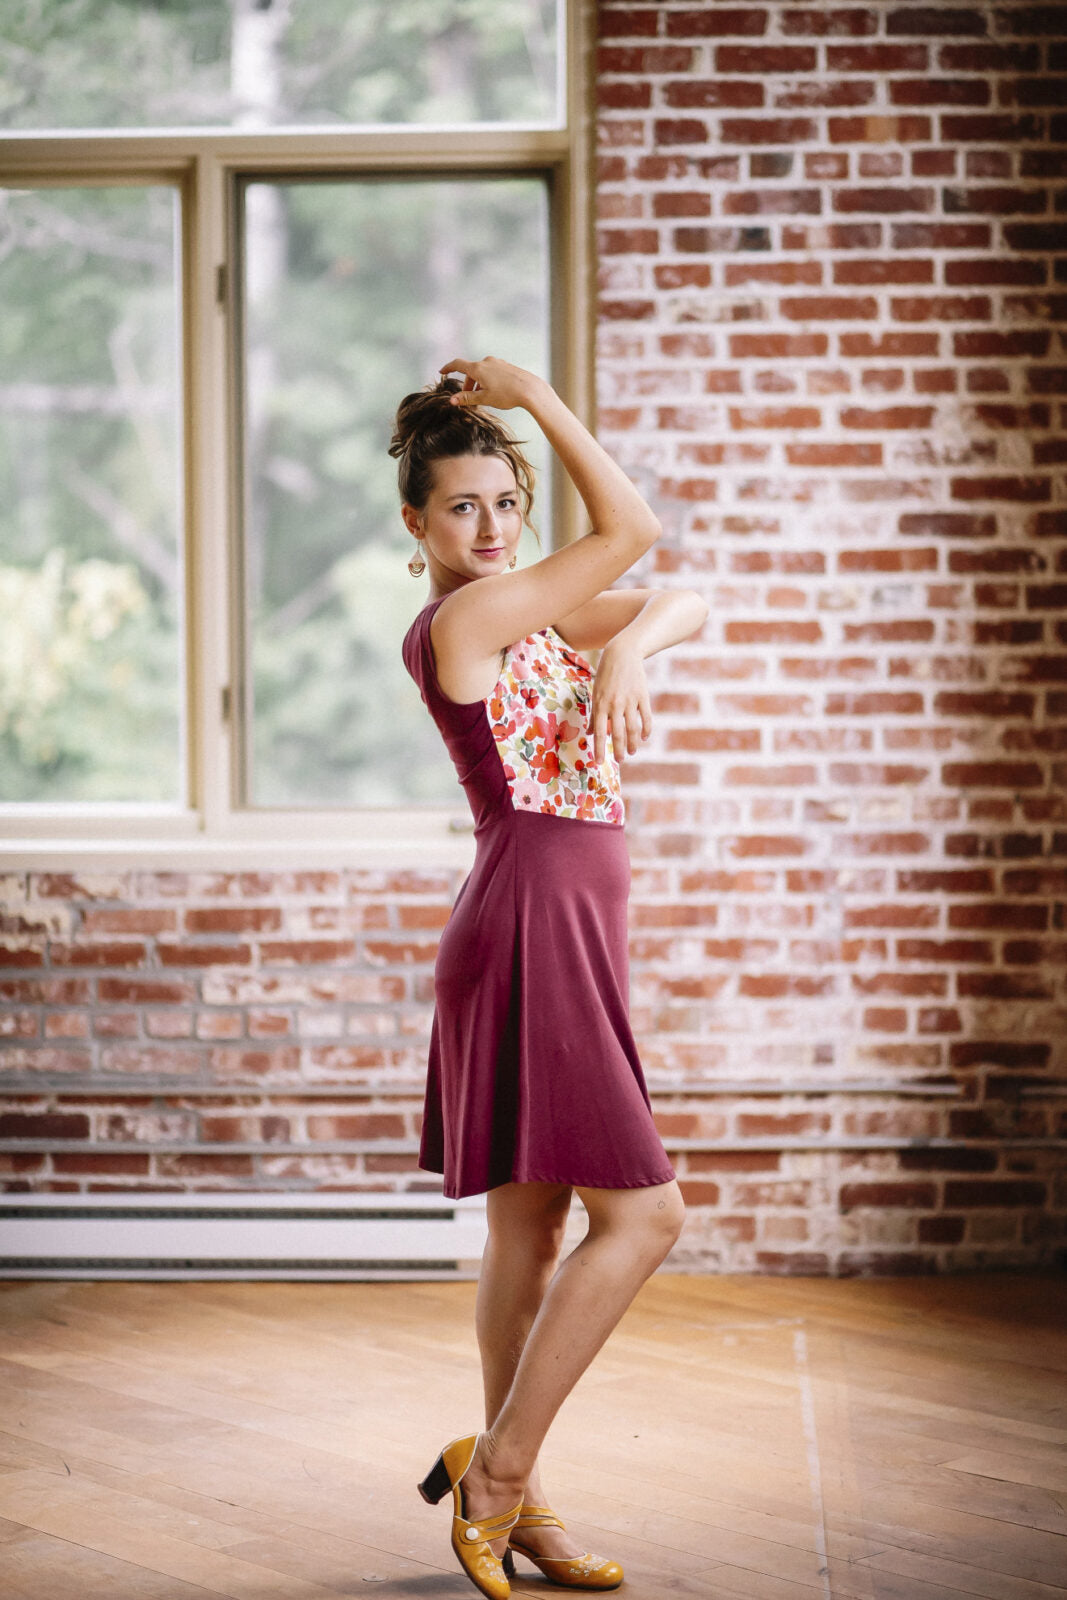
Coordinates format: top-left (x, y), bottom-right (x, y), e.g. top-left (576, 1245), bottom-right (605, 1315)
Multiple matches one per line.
top-left (394, 356), bottom-right (707, 1599)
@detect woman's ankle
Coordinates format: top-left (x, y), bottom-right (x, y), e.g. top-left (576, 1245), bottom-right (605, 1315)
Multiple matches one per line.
top-left (475, 1427), bottom-right (528, 1496)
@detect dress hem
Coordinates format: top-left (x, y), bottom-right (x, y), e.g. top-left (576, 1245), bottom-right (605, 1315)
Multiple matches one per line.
top-left (420, 1160), bottom-right (678, 1201)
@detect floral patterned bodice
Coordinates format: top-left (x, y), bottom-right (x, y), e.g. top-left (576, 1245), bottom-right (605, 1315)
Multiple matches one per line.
top-left (486, 627), bottom-right (624, 826)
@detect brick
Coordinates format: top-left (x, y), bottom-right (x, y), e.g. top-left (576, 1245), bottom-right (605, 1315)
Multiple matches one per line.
top-left (953, 329), bottom-right (1049, 358)
top-left (0, 1112), bottom-right (90, 1140)
top-left (835, 186), bottom-right (934, 213)
top-left (941, 43), bottom-right (1041, 71)
top-left (914, 369), bottom-right (957, 394)
top-left (945, 120), bottom-right (1045, 154)
top-left (665, 9), bottom-right (768, 38)
top-left (781, 296), bottom-right (878, 319)
top-left (598, 8), bottom-right (659, 39)
top-left (597, 119), bottom-right (649, 151)
top-left (99, 977), bottom-right (197, 1002)
top-left (944, 1181), bottom-right (1047, 1208)
top-left (886, 8), bottom-right (987, 33)
top-left (157, 941), bottom-right (254, 966)
top-left (48, 942), bottom-right (148, 968)
top-left (716, 46), bottom-right (817, 72)
top-left (652, 192), bottom-right (711, 220)
top-left (828, 44), bottom-right (928, 70)
top-left (81, 908), bottom-right (176, 934)
top-left (912, 149), bottom-right (957, 176)
top-left (840, 1182), bottom-right (938, 1208)
top-left (935, 691), bottom-right (1036, 718)
top-left (891, 79), bottom-right (991, 107)
top-left (604, 299), bottom-right (655, 320)
top-left (599, 227), bottom-right (659, 253)
top-left (840, 332), bottom-right (938, 357)
top-left (829, 115), bottom-right (932, 143)
top-left (599, 46), bottom-right (695, 74)
top-left (720, 117), bottom-right (819, 144)
top-left (892, 295), bottom-right (991, 321)
top-left (1027, 369), bottom-right (1067, 395)
top-left (892, 222), bottom-right (990, 248)
top-left (787, 442), bottom-right (881, 467)
top-left (725, 261), bottom-right (823, 286)
top-left (730, 332), bottom-right (828, 358)
top-left (918, 1216), bottom-right (966, 1243)
top-left (1001, 7), bottom-right (1067, 36)
top-left (841, 406), bottom-right (935, 429)
top-left (781, 9), bottom-right (877, 37)
top-left (723, 189), bottom-right (822, 216)
top-left (946, 258), bottom-right (1047, 286)
top-left (972, 401), bottom-right (1055, 440)
top-left (185, 907), bottom-right (282, 933)
top-left (306, 1113), bottom-right (407, 1141)
top-left (834, 258), bottom-right (934, 284)
top-left (599, 81), bottom-right (652, 110)
top-left (944, 186), bottom-right (1049, 215)
top-left (950, 476), bottom-right (1051, 502)
top-left (673, 224), bottom-right (772, 251)
top-left (729, 406), bottom-right (822, 430)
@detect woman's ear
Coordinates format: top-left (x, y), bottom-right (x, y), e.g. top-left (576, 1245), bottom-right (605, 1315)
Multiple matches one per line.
top-left (401, 503), bottom-right (423, 539)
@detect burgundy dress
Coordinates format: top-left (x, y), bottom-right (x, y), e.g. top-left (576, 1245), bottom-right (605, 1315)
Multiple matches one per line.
top-left (402, 595), bottom-right (675, 1200)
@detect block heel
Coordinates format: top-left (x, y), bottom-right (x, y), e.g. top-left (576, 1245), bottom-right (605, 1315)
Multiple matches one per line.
top-left (417, 1453), bottom-right (452, 1505)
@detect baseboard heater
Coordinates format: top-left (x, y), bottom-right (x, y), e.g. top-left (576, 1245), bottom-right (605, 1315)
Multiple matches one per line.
top-left (0, 1192), bottom-right (489, 1281)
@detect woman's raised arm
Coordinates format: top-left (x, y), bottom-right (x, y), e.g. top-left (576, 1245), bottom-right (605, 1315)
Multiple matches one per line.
top-left (432, 358), bottom-right (661, 659)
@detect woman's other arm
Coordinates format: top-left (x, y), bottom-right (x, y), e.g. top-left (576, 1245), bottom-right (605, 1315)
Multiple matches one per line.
top-left (578, 588), bottom-right (710, 766)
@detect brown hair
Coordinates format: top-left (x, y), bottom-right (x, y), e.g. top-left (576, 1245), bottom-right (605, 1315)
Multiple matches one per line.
top-left (389, 376), bottom-right (538, 535)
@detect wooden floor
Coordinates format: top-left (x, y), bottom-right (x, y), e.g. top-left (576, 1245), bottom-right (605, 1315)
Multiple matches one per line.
top-left (0, 1273), bottom-right (1064, 1600)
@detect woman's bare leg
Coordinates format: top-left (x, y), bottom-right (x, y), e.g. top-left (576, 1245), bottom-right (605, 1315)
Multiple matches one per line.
top-left (460, 1176), bottom-right (686, 1552)
top-left (475, 1181), bottom-right (582, 1559)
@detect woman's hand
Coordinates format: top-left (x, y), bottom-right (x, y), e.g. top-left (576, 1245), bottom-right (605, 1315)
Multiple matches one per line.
top-left (439, 356), bottom-right (550, 414)
top-left (590, 638), bottom-right (652, 767)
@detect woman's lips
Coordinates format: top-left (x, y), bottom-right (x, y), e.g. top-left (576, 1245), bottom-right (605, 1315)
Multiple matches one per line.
top-left (474, 547), bottom-right (504, 558)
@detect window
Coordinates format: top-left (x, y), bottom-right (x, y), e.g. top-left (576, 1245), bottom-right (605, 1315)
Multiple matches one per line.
top-left (0, 0), bottom-right (590, 857)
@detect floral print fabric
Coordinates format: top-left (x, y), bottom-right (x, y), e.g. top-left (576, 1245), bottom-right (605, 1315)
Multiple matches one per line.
top-left (486, 627), bottom-right (624, 825)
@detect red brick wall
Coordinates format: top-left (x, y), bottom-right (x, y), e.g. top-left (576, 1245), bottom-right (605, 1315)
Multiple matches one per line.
top-left (595, 0), bottom-right (1067, 1270)
top-left (2, 1), bottom-right (1065, 1274)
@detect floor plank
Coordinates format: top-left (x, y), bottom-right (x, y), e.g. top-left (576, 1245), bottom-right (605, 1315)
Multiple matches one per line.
top-left (0, 1274), bottom-right (1063, 1600)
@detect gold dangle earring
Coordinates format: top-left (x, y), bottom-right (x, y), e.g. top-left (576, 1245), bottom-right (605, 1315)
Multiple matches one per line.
top-left (508, 556), bottom-right (517, 569)
top-left (408, 540), bottom-right (426, 577)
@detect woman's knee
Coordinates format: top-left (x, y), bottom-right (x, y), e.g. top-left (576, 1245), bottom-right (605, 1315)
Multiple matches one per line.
top-left (582, 1179), bottom-right (686, 1263)
top-left (645, 1181), bottom-right (686, 1260)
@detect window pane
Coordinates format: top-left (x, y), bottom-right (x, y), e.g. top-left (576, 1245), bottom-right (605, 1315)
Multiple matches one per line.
top-left (0, 186), bottom-right (183, 804)
top-left (241, 175), bottom-right (550, 807)
top-left (1, 0), bottom-right (561, 130)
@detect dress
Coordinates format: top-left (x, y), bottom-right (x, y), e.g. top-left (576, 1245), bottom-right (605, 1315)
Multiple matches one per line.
top-left (402, 594), bottom-right (676, 1200)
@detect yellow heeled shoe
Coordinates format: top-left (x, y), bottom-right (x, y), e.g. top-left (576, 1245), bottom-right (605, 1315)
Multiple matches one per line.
top-left (418, 1432), bottom-right (522, 1600)
top-left (503, 1503), bottom-right (624, 1591)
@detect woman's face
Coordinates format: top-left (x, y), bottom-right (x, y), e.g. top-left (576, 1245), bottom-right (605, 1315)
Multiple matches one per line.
top-left (403, 453), bottom-right (523, 586)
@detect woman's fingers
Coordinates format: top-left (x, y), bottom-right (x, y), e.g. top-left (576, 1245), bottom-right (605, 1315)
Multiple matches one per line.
top-left (438, 356), bottom-right (541, 412)
top-left (592, 690), bottom-right (651, 764)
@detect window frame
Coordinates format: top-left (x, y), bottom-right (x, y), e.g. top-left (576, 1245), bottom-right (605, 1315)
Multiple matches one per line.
top-left (0, 0), bottom-right (594, 868)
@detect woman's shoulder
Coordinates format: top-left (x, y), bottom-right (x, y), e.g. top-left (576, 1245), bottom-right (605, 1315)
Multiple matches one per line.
top-left (401, 595), bottom-right (446, 684)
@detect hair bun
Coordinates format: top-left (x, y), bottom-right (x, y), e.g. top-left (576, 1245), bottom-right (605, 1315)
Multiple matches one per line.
top-left (388, 377), bottom-right (469, 459)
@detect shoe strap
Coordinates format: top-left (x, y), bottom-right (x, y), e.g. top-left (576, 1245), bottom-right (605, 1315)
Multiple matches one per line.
top-left (514, 1502), bottom-right (565, 1532)
top-left (456, 1498), bottom-right (523, 1543)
